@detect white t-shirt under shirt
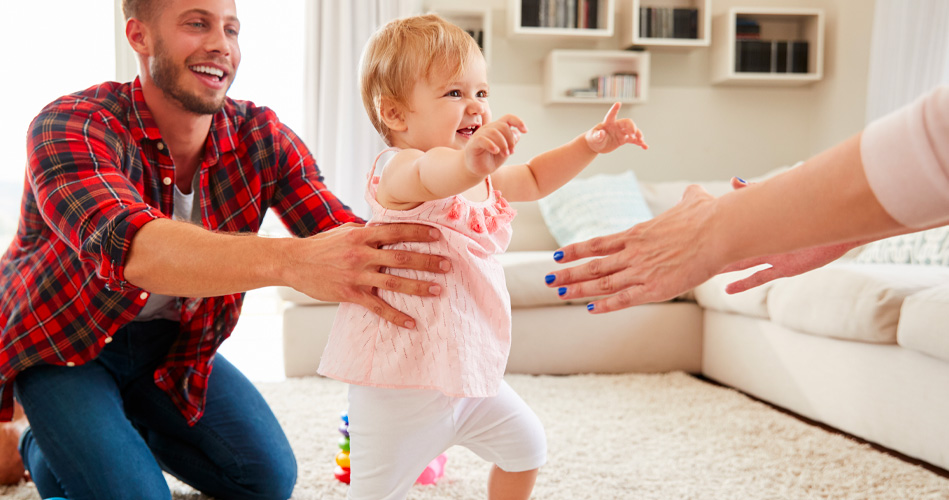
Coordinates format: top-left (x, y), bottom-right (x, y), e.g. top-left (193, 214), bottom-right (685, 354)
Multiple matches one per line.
top-left (134, 172), bottom-right (200, 322)
top-left (862, 86), bottom-right (949, 228)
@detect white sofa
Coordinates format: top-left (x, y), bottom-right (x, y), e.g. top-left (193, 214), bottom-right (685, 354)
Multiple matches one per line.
top-left (278, 175), bottom-right (949, 472)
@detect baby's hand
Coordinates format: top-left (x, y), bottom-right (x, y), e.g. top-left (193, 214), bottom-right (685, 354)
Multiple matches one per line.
top-left (465, 115), bottom-right (529, 177)
top-left (585, 103), bottom-right (648, 154)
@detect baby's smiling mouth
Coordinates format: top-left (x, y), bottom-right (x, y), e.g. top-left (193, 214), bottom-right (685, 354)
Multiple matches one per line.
top-left (457, 125), bottom-right (480, 137)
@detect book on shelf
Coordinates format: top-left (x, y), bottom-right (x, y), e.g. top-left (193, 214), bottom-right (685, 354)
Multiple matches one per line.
top-left (638, 7), bottom-right (698, 39)
top-left (566, 73), bottom-right (638, 99)
top-left (735, 40), bottom-right (808, 74)
top-left (521, 0), bottom-right (599, 29)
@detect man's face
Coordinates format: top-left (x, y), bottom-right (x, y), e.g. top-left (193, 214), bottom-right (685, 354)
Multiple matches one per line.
top-left (148, 0), bottom-right (241, 115)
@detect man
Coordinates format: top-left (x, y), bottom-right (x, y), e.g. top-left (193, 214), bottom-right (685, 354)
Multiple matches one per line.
top-left (0, 0), bottom-right (449, 498)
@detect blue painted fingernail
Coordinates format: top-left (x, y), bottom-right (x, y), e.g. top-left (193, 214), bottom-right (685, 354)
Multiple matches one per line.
top-left (545, 274), bottom-right (556, 284)
top-left (558, 287), bottom-right (567, 296)
top-left (587, 303), bottom-right (595, 311)
top-left (553, 251), bottom-right (564, 261)
top-left (736, 177), bottom-right (747, 183)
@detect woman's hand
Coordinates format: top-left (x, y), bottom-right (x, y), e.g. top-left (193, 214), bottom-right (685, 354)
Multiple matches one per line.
top-left (585, 102), bottom-right (648, 154)
top-left (546, 184), bottom-right (727, 312)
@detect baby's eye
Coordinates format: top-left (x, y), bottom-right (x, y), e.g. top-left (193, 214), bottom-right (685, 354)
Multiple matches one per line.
top-left (477, 90), bottom-right (489, 98)
top-left (445, 90), bottom-right (462, 97)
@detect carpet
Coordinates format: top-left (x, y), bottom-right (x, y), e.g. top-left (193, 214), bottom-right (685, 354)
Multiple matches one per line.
top-left (3, 372), bottom-right (948, 499)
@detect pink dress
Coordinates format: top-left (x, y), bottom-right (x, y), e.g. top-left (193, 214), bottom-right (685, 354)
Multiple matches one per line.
top-left (317, 150), bottom-right (517, 397)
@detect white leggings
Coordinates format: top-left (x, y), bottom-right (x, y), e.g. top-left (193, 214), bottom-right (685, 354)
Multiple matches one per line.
top-left (346, 381), bottom-right (547, 500)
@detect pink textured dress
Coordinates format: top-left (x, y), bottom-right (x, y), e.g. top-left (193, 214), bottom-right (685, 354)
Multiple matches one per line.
top-left (317, 150), bottom-right (517, 397)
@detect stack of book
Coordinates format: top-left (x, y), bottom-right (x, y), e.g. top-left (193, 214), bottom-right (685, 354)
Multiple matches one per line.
top-left (639, 7), bottom-right (698, 39)
top-left (733, 18), bottom-right (809, 74)
top-left (520, 0), bottom-right (599, 29)
top-left (567, 73), bottom-right (639, 99)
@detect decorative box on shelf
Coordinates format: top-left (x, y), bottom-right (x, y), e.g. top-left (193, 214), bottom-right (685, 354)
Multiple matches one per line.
top-left (711, 7), bottom-right (824, 86)
top-left (509, 0), bottom-right (615, 38)
top-left (621, 0), bottom-right (711, 49)
top-left (543, 49), bottom-right (650, 104)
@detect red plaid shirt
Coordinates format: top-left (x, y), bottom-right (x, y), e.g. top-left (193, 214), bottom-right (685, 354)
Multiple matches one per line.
top-left (0, 78), bottom-right (359, 425)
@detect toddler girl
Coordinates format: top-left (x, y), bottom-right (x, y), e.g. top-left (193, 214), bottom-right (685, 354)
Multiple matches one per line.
top-left (318, 14), bottom-right (647, 500)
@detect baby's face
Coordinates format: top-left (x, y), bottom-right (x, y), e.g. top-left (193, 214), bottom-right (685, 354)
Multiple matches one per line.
top-left (396, 50), bottom-right (490, 152)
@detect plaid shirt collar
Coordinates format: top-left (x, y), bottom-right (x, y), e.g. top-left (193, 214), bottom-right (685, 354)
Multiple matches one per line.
top-left (127, 77), bottom-right (238, 165)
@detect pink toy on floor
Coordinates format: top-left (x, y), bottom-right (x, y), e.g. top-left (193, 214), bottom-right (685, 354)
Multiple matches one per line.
top-left (415, 453), bottom-right (448, 485)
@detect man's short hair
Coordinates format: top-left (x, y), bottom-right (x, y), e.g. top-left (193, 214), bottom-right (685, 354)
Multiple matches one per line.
top-left (122, 0), bottom-right (164, 22)
top-left (359, 14), bottom-right (481, 146)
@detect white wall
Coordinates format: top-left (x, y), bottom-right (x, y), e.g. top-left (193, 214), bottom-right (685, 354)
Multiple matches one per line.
top-left (467, 0), bottom-right (875, 182)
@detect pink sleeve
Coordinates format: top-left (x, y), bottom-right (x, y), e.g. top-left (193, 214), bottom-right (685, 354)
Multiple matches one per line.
top-left (860, 86), bottom-right (949, 228)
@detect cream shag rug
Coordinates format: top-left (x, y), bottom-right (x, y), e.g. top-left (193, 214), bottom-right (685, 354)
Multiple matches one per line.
top-left (3, 372), bottom-right (948, 499)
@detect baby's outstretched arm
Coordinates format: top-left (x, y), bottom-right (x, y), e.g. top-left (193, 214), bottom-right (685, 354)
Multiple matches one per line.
top-left (492, 103), bottom-right (647, 202)
top-left (377, 115), bottom-right (528, 210)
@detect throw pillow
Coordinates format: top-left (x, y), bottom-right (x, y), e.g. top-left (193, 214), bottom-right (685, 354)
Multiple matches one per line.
top-left (538, 170), bottom-right (653, 247)
top-left (855, 226), bottom-right (949, 266)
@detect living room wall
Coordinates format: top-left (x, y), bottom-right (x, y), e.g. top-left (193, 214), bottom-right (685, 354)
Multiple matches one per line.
top-left (481, 0), bottom-right (875, 182)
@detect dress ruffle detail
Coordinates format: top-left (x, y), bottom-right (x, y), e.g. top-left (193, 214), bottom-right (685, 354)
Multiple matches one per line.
top-left (453, 191), bottom-right (517, 235)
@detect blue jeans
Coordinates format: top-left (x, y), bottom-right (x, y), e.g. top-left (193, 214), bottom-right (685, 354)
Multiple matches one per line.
top-left (14, 320), bottom-right (296, 500)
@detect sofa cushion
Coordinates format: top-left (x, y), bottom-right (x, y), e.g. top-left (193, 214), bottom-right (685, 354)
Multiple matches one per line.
top-left (854, 226), bottom-right (949, 266)
top-left (538, 170), bottom-right (652, 247)
top-left (766, 262), bottom-right (949, 344)
top-left (692, 266), bottom-right (773, 319)
top-left (499, 251), bottom-right (597, 307)
top-left (898, 283), bottom-right (949, 362)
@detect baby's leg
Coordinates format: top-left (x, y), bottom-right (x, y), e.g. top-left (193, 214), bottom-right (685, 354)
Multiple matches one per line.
top-left (453, 381), bottom-right (547, 500)
top-left (347, 385), bottom-right (454, 500)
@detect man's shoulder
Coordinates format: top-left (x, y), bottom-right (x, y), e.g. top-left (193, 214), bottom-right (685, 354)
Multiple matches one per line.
top-left (35, 81), bottom-right (133, 128)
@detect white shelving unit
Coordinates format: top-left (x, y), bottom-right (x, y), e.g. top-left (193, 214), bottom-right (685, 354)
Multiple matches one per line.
top-left (543, 49), bottom-right (650, 104)
top-left (621, 0), bottom-right (711, 49)
top-left (427, 5), bottom-right (493, 67)
top-left (509, 0), bottom-right (615, 38)
top-left (711, 7), bottom-right (824, 86)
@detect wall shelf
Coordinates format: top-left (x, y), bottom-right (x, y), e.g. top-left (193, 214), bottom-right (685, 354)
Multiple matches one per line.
top-left (543, 49), bottom-right (650, 104)
top-left (509, 0), bottom-right (615, 39)
top-left (621, 0), bottom-right (711, 49)
top-left (711, 7), bottom-right (824, 86)
top-left (427, 5), bottom-right (493, 67)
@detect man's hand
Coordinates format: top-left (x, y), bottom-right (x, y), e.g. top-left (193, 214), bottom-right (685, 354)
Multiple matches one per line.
top-left (465, 115), bottom-right (528, 177)
top-left (281, 223), bottom-right (450, 328)
top-left (585, 102), bottom-right (648, 154)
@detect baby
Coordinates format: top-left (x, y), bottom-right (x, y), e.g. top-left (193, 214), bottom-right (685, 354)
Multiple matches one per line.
top-left (318, 13), bottom-right (647, 500)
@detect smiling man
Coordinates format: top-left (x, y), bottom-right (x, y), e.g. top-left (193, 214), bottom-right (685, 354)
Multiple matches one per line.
top-left (0, 0), bottom-right (451, 498)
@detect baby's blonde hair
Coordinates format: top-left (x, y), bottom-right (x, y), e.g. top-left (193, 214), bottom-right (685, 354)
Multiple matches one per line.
top-left (360, 14), bottom-right (481, 146)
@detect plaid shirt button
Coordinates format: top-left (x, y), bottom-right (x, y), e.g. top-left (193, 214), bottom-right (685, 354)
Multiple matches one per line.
top-left (163, 177), bottom-right (172, 186)
top-left (140, 292), bottom-right (149, 300)
top-left (66, 362), bottom-right (76, 367)
top-left (157, 142), bottom-right (165, 150)
top-left (104, 337), bottom-right (113, 344)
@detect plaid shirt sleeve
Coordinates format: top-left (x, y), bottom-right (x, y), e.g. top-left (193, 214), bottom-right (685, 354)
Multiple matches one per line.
top-left (264, 113), bottom-right (363, 234)
top-left (27, 98), bottom-right (166, 291)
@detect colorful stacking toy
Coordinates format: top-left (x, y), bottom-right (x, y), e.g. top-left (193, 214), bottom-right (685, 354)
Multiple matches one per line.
top-left (334, 411), bottom-right (351, 484)
top-left (333, 410), bottom-right (447, 486)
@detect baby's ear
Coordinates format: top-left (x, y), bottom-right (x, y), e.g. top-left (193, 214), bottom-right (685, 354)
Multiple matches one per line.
top-left (379, 97), bottom-right (407, 132)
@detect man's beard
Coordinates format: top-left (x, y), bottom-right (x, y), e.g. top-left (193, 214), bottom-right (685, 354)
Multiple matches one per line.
top-left (151, 37), bottom-right (231, 115)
